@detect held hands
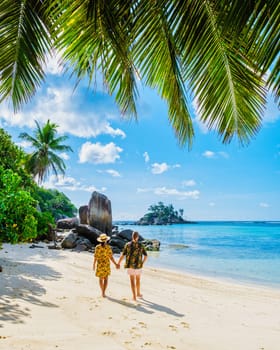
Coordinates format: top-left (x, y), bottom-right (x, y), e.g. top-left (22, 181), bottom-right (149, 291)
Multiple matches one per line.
top-left (115, 263), bottom-right (120, 269)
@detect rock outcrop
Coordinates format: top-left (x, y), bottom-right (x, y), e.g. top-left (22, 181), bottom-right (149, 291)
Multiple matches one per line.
top-left (79, 205), bottom-right (88, 224)
top-left (58, 227), bottom-right (160, 254)
top-left (53, 191), bottom-right (160, 253)
top-left (56, 217), bottom-right (79, 229)
top-left (88, 191), bottom-right (112, 234)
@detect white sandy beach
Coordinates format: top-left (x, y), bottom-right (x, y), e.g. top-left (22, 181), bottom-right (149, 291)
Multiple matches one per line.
top-left (0, 242), bottom-right (279, 350)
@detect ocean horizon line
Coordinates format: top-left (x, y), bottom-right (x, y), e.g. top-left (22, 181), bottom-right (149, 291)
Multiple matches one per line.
top-left (113, 220), bottom-right (280, 225)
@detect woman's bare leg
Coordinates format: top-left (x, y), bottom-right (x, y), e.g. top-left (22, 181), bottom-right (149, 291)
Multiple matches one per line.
top-left (98, 277), bottom-right (108, 297)
top-left (99, 278), bottom-right (104, 296)
top-left (102, 277), bottom-right (108, 297)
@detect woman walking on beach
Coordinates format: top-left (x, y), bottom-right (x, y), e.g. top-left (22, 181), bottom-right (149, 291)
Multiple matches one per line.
top-left (118, 231), bottom-right (148, 301)
top-left (93, 233), bottom-right (119, 297)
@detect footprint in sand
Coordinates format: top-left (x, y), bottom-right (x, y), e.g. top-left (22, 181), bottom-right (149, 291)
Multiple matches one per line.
top-left (138, 321), bottom-right (147, 328)
top-left (102, 330), bottom-right (116, 336)
top-left (166, 346), bottom-right (176, 349)
top-left (168, 324), bottom-right (178, 332)
top-left (180, 321), bottom-right (189, 329)
top-left (124, 340), bottom-right (132, 344)
top-left (130, 328), bottom-right (141, 339)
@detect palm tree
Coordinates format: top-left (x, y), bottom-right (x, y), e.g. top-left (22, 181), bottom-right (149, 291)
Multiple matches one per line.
top-left (19, 120), bottom-right (73, 184)
top-left (0, 1), bottom-right (279, 147)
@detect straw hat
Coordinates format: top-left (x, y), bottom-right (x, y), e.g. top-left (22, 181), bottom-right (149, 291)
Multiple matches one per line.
top-left (97, 233), bottom-right (110, 242)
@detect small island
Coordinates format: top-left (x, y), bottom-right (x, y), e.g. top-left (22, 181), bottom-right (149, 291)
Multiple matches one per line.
top-left (136, 202), bottom-right (193, 225)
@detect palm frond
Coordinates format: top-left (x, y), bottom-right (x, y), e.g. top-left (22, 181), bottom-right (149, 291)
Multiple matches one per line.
top-left (0, 0), bottom-right (51, 110)
top-left (245, 0), bottom-right (280, 102)
top-left (133, 0), bottom-right (194, 147)
top-left (0, 1), bottom-right (277, 146)
top-left (48, 0), bottom-right (138, 117)
top-left (172, 0), bottom-right (265, 144)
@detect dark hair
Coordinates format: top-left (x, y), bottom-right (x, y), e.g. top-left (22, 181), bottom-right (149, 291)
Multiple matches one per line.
top-left (132, 231), bottom-right (139, 240)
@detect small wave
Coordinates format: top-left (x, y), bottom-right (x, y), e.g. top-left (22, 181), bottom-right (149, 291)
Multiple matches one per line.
top-left (168, 243), bottom-right (189, 249)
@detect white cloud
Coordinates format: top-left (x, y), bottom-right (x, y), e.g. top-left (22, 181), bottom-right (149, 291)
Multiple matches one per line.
top-left (43, 52), bottom-right (64, 76)
top-left (0, 86), bottom-right (126, 139)
top-left (16, 140), bottom-right (32, 149)
top-left (203, 150), bottom-right (215, 158)
top-left (151, 162), bottom-right (169, 174)
top-left (143, 151), bottom-right (150, 163)
top-left (259, 202), bottom-right (269, 208)
top-left (182, 179), bottom-right (196, 187)
top-left (202, 150), bottom-right (229, 159)
top-left (154, 187), bottom-right (199, 199)
top-left (59, 152), bottom-right (70, 160)
top-left (43, 174), bottom-right (106, 193)
top-left (151, 162), bottom-right (181, 174)
top-left (79, 142), bottom-right (123, 164)
top-left (137, 187), bottom-right (200, 199)
top-left (105, 169), bottom-right (121, 177)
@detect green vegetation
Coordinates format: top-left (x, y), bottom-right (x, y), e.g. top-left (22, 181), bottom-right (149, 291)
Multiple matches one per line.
top-left (137, 202), bottom-right (188, 225)
top-left (0, 1), bottom-right (278, 147)
top-left (33, 188), bottom-right (77, 221)
top-left (0, 166), bottom-right (38, 243)
top-left (0, 128), bottom-right (77, 245)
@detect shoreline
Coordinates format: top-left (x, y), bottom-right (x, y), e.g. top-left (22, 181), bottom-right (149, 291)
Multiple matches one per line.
top-left (146, 259), bottom-right (280, 292)
top-left (119, 221), bottom-right (280, 290)
top-left (1, 243), bottom-right (280, 349)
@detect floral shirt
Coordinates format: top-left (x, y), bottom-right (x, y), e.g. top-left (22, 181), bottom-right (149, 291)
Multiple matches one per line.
top-left (94, 244), bottom-right (113, 277)
top-left (122, 241), bottom-right (147, 269)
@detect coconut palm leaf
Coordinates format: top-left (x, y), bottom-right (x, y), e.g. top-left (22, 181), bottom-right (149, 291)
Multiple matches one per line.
top-left (48, 0), bottom-right (138, 117)
top-left (0, 0), bottom-right (51, 110)
top-left (132, 0), bottom-right (194, 147)
top-left (0, 0), bottom-right (279, 146)
top-left (171, 0), bottom-right (266, 144)
top-left (245, 0), bottom-right (280, 101)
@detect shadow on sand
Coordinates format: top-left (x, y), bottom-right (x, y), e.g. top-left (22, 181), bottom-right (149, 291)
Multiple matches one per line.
top-left (0, 256), bottom-right (62, 327)
top-left (106, 296), bottom-right (184, 317)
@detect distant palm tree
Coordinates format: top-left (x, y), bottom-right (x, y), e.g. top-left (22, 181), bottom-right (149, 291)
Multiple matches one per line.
top-left (19, 120), bottom-right (73, 184)
top-left (0, 1), bottom-right (279, 147)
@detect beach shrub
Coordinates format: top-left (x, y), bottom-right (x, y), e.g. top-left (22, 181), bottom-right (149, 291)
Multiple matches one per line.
top-left (35, 210), bottom-right (55, 238)
top-left (0, 167), bottom-right (38, 243)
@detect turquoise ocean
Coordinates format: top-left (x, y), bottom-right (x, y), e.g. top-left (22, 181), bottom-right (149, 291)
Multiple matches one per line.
top-left (115, 221), bottom-right (280, 289)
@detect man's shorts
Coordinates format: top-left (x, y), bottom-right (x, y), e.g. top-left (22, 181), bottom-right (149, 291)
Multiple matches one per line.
top-left (127, 268), bottom-right (142, 276)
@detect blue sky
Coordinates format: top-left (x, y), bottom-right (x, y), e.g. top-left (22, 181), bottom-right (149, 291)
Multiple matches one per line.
top-left (0, 57), bottom-right (279, 221)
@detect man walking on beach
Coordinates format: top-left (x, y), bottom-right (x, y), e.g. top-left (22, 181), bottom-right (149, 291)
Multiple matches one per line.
top-left (118, 231), bottom-right (148, 301)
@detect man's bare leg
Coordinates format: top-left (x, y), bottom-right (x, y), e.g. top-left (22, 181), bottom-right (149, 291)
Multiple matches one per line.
top-left (136, 275), bottom-right (142, 297)
top-left (130, 275), bottom-right (137, 301)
